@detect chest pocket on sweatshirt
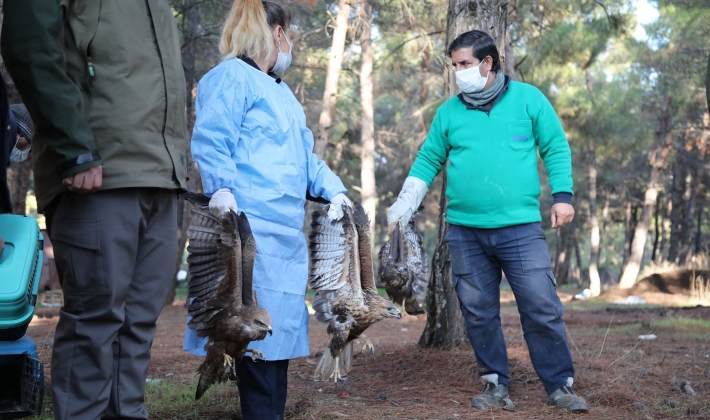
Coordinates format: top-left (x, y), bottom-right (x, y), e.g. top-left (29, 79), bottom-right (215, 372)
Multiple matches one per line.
top-left (508, 120), bottom-right (535, 151)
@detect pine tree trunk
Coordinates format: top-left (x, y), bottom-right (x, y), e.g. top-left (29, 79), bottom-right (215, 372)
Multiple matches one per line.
top-left (678, 167), bottom-right (698, 265)
top-left (667, 161), bottom-right (684, 263)
top-left (554, 224), bottom-right (572, 285)
top-left (598, 191), bottom-right (610, 268)
top-left (619, 97), bottom-right (673, 289)
top-left (658, 198), bottom-right (671, 263)
top-left (6, 159), bottom-right (32, 215)
top-left (420, 0), bottom-right (508, 349)
top-left (588, 148), bottom-right (601, 296)
top-left (166, 0), bottom-right (201, 305)
top-left (695, 202), bottom-right (703, 255)
top-left (621, 201), bottom-right (633, 269)
top-left (359, 0), bottom-right (375, 241)
top-left (573, 219), bottom-right (583, 286)
top-left (313, 0), bottom-right (351, 159)
top-left (651, 192), bottom-right (662, 262)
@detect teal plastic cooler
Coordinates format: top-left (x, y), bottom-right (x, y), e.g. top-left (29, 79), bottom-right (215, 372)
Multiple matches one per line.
top-left (0, 214), bottom-right (43, 341)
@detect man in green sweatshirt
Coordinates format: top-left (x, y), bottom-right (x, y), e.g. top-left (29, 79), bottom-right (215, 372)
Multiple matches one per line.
top-left (388, 30), bottom-right (587, 413)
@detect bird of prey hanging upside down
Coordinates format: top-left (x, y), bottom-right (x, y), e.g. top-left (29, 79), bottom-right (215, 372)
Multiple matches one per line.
top-left (309, 202), bottom-right (402, 382)
top-left (378, 216), bottom-right (429, 315)
top-left (182, 192), bottom-right (272, 399)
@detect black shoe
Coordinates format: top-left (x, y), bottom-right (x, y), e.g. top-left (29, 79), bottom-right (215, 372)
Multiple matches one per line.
top-left (471, 382), bottom-right (509, 410)
top-left (547, 385), bottom-right (589, 413)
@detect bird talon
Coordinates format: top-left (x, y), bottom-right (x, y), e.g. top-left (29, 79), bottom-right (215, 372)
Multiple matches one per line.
top-left (223, 354), bottom-right (233, 368)
top-left (330, 357), bottom-right (341, 382)
top-left (360, 337), bottom-right (375, 355)
top-left (248, 349), bottom-right (265, 362)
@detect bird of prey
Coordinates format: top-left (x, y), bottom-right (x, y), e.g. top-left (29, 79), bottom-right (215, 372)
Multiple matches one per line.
top-left (378, 217), bottom-right (429, 315)
top-left (182, 192), bottom-right (273, 399)
top-left (309, 202), bottom-right (402, 382)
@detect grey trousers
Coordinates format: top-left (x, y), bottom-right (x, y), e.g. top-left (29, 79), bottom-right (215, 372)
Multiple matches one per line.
top-left (47, 188), bottom-right (177, 420)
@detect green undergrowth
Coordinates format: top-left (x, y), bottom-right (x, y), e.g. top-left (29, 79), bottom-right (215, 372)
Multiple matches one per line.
top-left (144, 377), bottom-right (241, 420)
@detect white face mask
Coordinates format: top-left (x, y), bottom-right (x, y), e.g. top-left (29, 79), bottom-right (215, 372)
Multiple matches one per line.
top-left (271, 29), bottom-right (292, 74)
top-left (455, 58), bottom-right (490, 94)
top-left (10, 145), bottom-right (30, 162)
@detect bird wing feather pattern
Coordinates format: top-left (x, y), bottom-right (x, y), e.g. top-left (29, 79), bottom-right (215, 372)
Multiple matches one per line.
top-left (181, 192), bottom-right (272, 400)
top-left (309, 202), bottom-right (401, 381)
top-left (378, 214), bottom-right (429, 315)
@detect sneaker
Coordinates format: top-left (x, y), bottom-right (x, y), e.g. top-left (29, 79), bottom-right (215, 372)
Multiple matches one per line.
top-left (547, 385), bottom-right (589, 413)
top-left (471, 382), bottom-right (509, 410)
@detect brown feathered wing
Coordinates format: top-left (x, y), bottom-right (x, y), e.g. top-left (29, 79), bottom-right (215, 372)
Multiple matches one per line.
top-left (309, 202), bottom-right (401, 381)
top-left (378, 216), bottom-right (429, 315)
top-left (183, 192), bottom-right (272, 399)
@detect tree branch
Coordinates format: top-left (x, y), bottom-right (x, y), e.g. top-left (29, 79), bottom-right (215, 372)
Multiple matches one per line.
top-left (374, 30), bottom-right (445, 69)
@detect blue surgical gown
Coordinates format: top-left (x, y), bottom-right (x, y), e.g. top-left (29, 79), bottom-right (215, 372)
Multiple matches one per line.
top-left (183, 58), bottom-right (346, 360)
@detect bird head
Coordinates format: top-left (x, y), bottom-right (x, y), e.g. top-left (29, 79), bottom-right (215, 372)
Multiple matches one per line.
top-left (245, 307), bottom-right (273, 336)
top-left (386, 304), bottom-right (402, 319)
top-left (394, 262), bottom-right (408, 275)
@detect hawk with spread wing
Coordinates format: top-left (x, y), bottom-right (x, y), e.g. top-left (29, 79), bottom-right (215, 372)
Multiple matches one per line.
top-left (309, 202), bottom-right (402, 381)
top-left (378, 217), bottom-right (429, 315)
top-left (183, 192), bottom-right (272, 399)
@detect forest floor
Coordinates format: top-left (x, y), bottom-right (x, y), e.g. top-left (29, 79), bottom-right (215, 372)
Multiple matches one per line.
top-left (25, 286), bottom-right (710, 420)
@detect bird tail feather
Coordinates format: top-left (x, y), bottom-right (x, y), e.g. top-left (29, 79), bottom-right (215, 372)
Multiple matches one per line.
top-left (313, 342), bottom-right (353, 380)
top-left (195, 365), bottom-right (213, 400)
top-left (341, 341), bottom-right (353, 373)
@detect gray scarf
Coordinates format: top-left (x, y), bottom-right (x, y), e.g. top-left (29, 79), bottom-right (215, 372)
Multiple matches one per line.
top-left (460, 71), bottom-right (506, 108)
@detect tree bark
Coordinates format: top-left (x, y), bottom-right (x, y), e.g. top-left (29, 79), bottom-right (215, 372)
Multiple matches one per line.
top-left (6, 159), bottom-right (32, 215)
top-left (621, 201), bottom-right (634, 269)
top-left (359, 0), bottom-right (376, 242)
top-left (619, 97), bottom-right (673, 289)
top-left (600, 191), bottom-right (610, 264)
top-left (419, 0), bottom-right (508, 349)
top-left (313, 0), bottom-right (351, 159)
top-left (504, 1), bottom-right (518, 80)
top-left (588, 147), bottom-right (601, 296)
top-left (573, 219), bottom-right (583, 287)
top-left (695, 201), bottom-right (703, 255)
top-left (678, 167), bottom-right (698, 265)
top-left (658, 197), bottom-right (671, 263)
top-left (166, 0), bottom-right (201, 305)
top-left (651, 191), bottom-right (662, 263)
top-left (554, 224), bottom-right (572, 285)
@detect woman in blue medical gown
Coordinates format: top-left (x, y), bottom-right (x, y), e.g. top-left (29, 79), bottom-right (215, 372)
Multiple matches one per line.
top-left (183, 1), bottom-right (350, 418)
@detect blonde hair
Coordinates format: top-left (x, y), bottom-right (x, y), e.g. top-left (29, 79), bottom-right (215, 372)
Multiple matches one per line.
top-left (220, 0), bottom-right (290, 60)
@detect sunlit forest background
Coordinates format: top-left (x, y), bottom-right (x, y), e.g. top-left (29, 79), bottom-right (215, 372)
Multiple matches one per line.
top-left (3, 0), bottom-right (709, 299)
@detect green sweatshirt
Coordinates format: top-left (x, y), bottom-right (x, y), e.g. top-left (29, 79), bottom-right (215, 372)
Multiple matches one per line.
top-left (409, 80), bottom-right (573, 229)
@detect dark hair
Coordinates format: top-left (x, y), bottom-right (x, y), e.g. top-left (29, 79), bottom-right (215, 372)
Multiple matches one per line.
top-left (447, 30), bottom-right (501, 72)
top-left (263, 1), bottom-right (291, 31)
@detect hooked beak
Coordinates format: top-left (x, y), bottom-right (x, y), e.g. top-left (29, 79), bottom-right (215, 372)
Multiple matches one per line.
top-left (268, 329), bottom-right (273, 336)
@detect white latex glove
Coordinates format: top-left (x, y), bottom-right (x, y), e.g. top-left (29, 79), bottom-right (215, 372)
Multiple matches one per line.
top-left (209, 188), bottom-right (238, 217)
top-left (327, 193), bottom-right (352, 221)
top-left (387, 176), bottom-right (428, 226)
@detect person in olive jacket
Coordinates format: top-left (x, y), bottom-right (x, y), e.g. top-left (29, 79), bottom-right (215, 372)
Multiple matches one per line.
top-left (2, 1), bottom-right (187, 419)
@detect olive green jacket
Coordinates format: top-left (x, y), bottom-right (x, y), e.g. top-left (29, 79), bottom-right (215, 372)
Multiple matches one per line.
top-left (2, 0), bottom-right (187, 211)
